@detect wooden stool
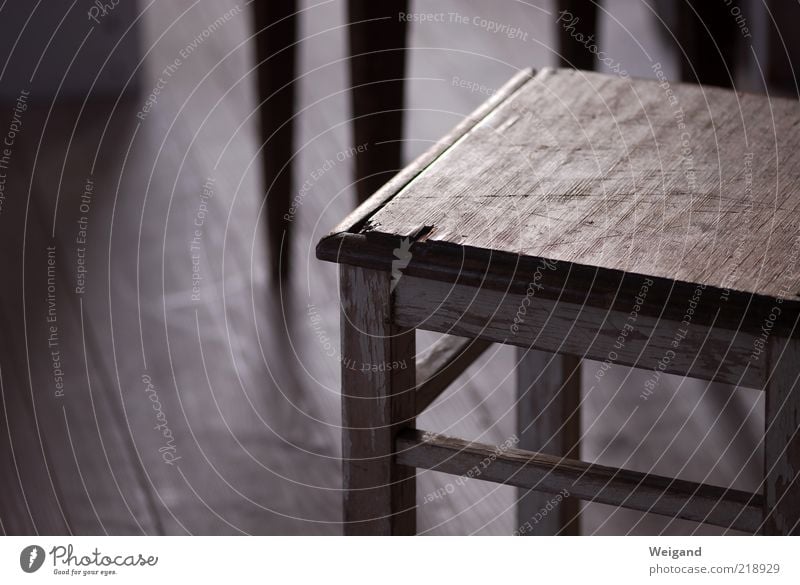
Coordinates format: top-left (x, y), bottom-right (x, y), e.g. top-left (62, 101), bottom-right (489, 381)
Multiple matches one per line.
top-left (317, 68), bottom-right (800, 535)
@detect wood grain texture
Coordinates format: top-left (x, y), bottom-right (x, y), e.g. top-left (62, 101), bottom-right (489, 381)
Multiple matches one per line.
top-left (415, 335), bottom-right (492, 414)
top-left (767, 0), bottom-right (800, 95)
top-left (393, 275), bottom-right (763, 389)
top-left (678, 0), bottom-right (737, 88)
top-left (517, 350), bottom-right (581, 535)
top-left (317, 68), bottom-right (533, 244)
top-left (340, 266), bottom-right (416, 534)
top-left (397, 429), bottom-right (763, 533)
top-left (319, 68), bottom-right (800, 338)
top-left (764, 335), bottom-right (800, 535)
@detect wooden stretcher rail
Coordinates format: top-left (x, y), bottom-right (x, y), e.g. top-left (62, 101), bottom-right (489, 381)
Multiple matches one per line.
top-left (415, 336), bottom-right (492, 414)
top-left (396, 429), bottom-right (763, 533)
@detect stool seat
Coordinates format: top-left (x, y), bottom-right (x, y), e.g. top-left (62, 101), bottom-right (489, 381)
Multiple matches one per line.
top-left (320, 67), bottom-right (800, 341)
top-left (317, 68), bottom-right (800, 535)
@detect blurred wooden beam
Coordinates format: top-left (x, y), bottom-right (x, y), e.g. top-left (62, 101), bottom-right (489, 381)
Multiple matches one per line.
top-left (347, 1), bottom-right (409, 203)
top-left (252, 0), bottom-right (297, 284)
top-left (556, 0), bottom-right (599, 70)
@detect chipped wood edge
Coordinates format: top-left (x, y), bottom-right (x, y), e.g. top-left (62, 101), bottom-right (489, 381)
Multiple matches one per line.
top-left (316, 67), bottom-right (537, 262)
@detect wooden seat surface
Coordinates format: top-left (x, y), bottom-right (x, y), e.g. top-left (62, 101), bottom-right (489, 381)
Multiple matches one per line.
top-left (322, 69), bottom-right (800, 536)
top-left (318, 68), bottom-right (800, 337)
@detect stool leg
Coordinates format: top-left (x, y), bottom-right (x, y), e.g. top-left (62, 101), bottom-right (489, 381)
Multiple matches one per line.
top-left (517, 349), bottom-right (581, 535)
top-left (555, 0), bottom-right (599, 70)
top-left (340, 265), bottom-right (416, 535)
top-left (767, 0), bottom-right (800, 94)
top-left (252, 0), bottom-right (297, 284)
top-left (764, 336), bottom-right (800, 535)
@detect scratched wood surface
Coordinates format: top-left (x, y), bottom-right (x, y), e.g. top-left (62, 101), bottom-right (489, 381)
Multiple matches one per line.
top-left (415, 335), bottom-right (492, 414)
top-left (349, 67), bottom-right (800, 310)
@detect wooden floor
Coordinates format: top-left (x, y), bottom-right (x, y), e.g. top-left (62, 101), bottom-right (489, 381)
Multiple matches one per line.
top-left (0, 0), bottom-right (765, 534)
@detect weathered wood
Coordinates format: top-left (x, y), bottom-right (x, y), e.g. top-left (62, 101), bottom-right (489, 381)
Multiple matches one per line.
top-left (764, 335), bottom-right (800, 535)
top-left (767, 0), bottom-right (800, 95)
top-left (320, 68), bottom-right (534, 242)
top-left (340, 266), bottom-right (416, 534)
top-left (252, 0), bottom-right (297, 284)
top-left (517, 350), bottom-right (581, 535)
top-left (0, 102), bottom-right (164, 536)
top-left (416, 336), bottom-right (492, 414)
top-left (369, 68), bottom-right (800, 300)
top-left (393, 275), bottom-right (764, 389)
top-left (347, 0), bottom-right (409, 204)
top-left (397, 429), bottom-right (763, 533)
top-left (0, 340), bottom-right (70, 534)
top-left (319, 68), bottom-right (800, 339)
